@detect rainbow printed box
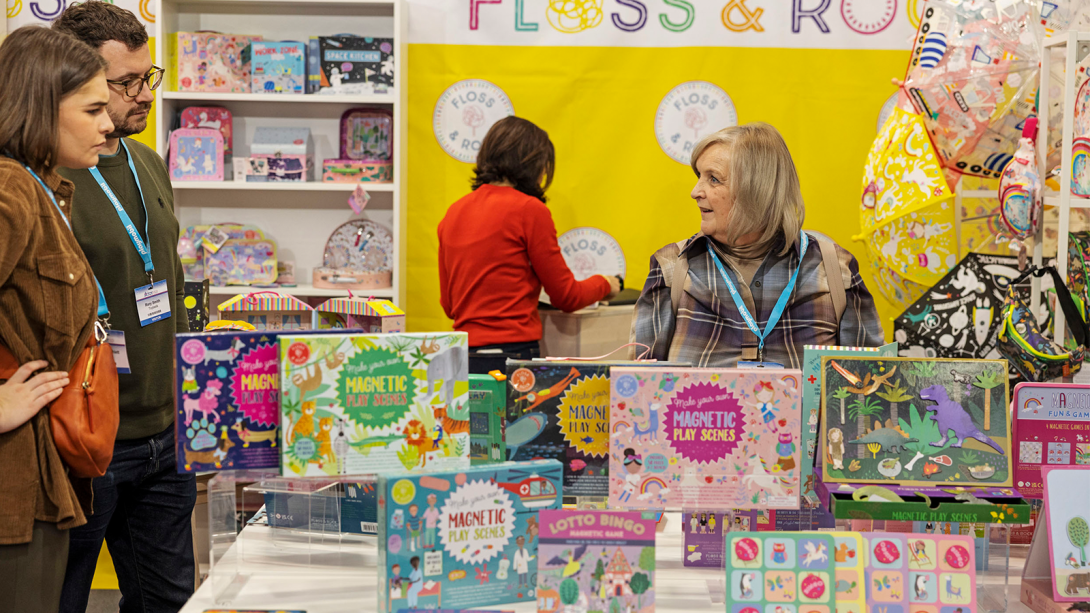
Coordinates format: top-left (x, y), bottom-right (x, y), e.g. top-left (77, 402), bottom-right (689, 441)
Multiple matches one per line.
top-left (218, 292), bottom-right (318, 331)
top-left (609, 367), bottom-right (803, 511)
top-left (167, 32), bottom-right (261, 93)
top-left (317, 297), bottom-right (405, 332)
top-left (377, 460), bottom-right (562, 613)
top-left (278, 333), bottom-right (469, 477)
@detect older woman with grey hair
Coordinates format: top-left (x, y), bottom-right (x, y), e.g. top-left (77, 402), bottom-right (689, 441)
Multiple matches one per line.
top-left (631, 122), bottom-right (884, 367)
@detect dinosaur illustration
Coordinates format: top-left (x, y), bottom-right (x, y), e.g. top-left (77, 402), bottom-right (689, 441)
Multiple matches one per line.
top-left (920, 385), bottom-right (1005, 454)
top-left (830, 360), bottom-right (898, 395)
top-left (848, 419), bottom-right (918, 454)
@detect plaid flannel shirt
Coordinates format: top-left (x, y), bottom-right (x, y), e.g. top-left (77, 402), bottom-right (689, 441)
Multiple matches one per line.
top-left (631, 233), bottom-right (885, 367)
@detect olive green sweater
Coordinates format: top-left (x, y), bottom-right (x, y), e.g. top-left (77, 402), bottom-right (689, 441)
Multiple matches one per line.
top-left (60, 138), bottom-right (189, 441)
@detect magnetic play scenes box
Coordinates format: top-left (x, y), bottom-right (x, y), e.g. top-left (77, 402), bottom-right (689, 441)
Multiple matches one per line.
top-left (377, 460), bottom-right (562, 612)
top-left (726, 532), bottom-right (836, 613)
top-left (820, 357), bottom-right (1013, 487)
top-left (278, 333), bottom-right (470, 476)
top-left (609, 367), bottom-right (803, 510)
top-left (537, 510), bottom-right (656, 613)
top-left (175, 330), bottom-right (291, 473)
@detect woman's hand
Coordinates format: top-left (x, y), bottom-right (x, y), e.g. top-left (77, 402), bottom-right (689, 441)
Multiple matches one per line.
top-left (0, 361), bottom-right (69, 434)
top-left (603, 274), bottom-right (621, 300)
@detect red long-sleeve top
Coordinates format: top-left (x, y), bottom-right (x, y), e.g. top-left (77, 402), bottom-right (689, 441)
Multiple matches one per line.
top-left (438, 184), bottom-right (611, 346)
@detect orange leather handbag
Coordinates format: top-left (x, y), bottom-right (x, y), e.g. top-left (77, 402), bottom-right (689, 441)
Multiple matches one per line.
top-left (0, 334), bottom-right (119, 478)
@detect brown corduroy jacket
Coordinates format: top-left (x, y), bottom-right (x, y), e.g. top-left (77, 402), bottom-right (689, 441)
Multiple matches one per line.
top-left (0, 157), bottom-right (97, 545)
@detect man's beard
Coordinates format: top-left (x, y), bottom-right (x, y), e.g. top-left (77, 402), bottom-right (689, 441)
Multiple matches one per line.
top-left (106, 105), bottom-right (151, 139)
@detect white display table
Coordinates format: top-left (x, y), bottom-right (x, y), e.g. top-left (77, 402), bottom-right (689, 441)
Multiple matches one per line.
top-left (181, 514), bottom-right (1037, 613)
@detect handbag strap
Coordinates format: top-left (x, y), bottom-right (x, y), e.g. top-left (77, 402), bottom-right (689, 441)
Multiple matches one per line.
top-left (1014, 266), bottom-right (1090, 348)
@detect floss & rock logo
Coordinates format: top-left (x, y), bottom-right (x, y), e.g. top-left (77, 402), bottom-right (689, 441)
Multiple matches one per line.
top-left (655, 81), bottom-right (738, 165)
top-left (433, 79), bottom-right (515, 163)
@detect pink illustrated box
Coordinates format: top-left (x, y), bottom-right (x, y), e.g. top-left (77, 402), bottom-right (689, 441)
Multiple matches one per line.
top-left (321, 159), bottom-right (392, 183)
top-left (609, 367), bottom-right (802, 511)
top-left (169, 32), bottom-right (262, 93)
top-left (1012, 382), bottom-right (1090, 499)
top-left (169, 129), bottom-right (224, 182)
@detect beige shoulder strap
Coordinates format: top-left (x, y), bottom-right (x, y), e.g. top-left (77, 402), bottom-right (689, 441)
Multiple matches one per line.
top-left (818, 238), bottom-right (847, 323)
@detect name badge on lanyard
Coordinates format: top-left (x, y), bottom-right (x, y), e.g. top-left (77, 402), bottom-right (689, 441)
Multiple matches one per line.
top-left (707, 231), bottom-right (809, 364)
top-left (89, 140), bottom-right (171, 327)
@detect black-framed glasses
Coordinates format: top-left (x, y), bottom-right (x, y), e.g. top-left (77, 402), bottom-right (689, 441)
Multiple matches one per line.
top-left (106, 66), bottom-right (165, 99)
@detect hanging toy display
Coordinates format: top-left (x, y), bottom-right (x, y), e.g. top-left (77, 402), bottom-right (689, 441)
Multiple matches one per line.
top-left (996, 117), bottom-right (1042, 254)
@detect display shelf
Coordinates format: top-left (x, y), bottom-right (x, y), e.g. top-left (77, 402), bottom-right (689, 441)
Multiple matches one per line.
top-left (156, 0), bottom-right (407, 306)
top-left (163, 91), bottom-right (396, 105)
top-left (172, 181), bottom-right (394, 192)
top-left (208, 284), bottom-right (394, 298)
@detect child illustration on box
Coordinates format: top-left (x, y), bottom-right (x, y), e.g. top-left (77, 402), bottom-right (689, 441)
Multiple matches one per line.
top-left (423, 494), bottom-right (440, 550)
top-left (709, 513), bottom-right (717, 534)
top-left (754, 381), bottom-right (776, 424)
top-left (699, 513), bottom-right (708, 534)
top-left (407, 504), bottom-right (422, 552)
top-left (407, 556), bottom-right (423, 607)
top-left (390, 563), bottom-right (406, 599)
top-left (617, 448), bottom-right (643, 503)
top-left (514, 535), bottom-right (534, 588)
top-left (773, 418), bottom-right (797, 472)
top-left (689, 515), bottom-right (697, 533)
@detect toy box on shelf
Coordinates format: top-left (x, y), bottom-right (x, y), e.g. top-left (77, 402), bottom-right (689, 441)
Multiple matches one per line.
top-left (323, 107), bottom-right (393, 183)
top-left (179, 224), bottom-right (266, 283)
top-left (169, 128), bottom-right (224, 181)
top-left (183, 280), bottom-right (209, 331)
top-left (1011, 382), bottom-right (1090, 499)
top-left (218, 292), bottom-right (317, 331)
top-left (250, 41), bottom-right (306, 94)
top-left (167, 32), bottom-right (261, 93)
top-left (179, 106), bottom-right (233, 156)
top-left (470, 372), bottom-right (507, 465)
top-left (377, 460), bottom-right (562, 613)
top-left (609, 367), bottom-right (804, 511)
top-left (278, 332), bottom-right (469, 477)
top-left (251, 127), bottom-right (313, 182)
top-left (315, 36), bottom-right (394, 95)
top-left (316, 297), bottom-right (404, 332)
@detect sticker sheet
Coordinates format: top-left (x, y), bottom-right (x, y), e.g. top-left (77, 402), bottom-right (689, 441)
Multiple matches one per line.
top-left (905, 533), bottom-right (977, 613)
top-left (820, 358), bottom-right (1012, 487)
top-left (175, 331), bottom-right (288, 473)
top-left (682, 511), bottom-right (727, 568)
top-left (278, 333), bottom-right (470, 476)
top-left (831, 532), bottom-right (865, 613)
top-left (376, 460), bottom-right (562, 612)
top-left (609, 367), bottom-right (803, 511)
top-left (863, 534), bottom-right (909, 613)
top-left (726, 532), bottom-right (836, 613)
top-left (1012, 383), bottom-right (1090, 498)
top-left (802, 344), bottom-right (898, 503)
top-left (537, 510), bottom-right (656, 613)
top-left (1041, 465), bottom-right (1090, 602)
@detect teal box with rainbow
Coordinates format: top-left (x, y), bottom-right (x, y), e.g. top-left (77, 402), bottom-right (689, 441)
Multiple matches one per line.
top-left (378, 460), bottom-right (563, 612)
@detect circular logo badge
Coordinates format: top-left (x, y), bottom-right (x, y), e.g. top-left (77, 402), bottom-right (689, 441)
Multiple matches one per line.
top-left (287, 342), bottom-right (310, 366)
top-left (655, 81), bottom-right (738, 165)
top-left (179, 339), bottom-right (207, 365)
top-left (557, 227), bottom-right (626, 280)
top-left (615, 374), bottom-right (639, 399)
top-left (510, 367), bottom-right (536, 393)
top-left (433, 79), bottom-right (515, 163)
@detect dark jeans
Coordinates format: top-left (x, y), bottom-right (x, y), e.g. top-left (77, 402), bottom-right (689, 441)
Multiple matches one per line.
top-left (60, 426), bottom-right (197, 613)
top-left (468, 341), bottom-right (541, 374)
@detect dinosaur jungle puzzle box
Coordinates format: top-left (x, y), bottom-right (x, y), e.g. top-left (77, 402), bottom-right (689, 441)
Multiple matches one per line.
top-left (278, 333), bottom-right (470, 477)
top-left (819, 357), bottom-right (1012, 487)
top-left (377, 460), bottom-right (563, 612)
top-left (608, 367), bottom-right (803, 511)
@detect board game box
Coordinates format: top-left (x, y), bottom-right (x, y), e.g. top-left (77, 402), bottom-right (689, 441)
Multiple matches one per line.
top-left (377, 460), bottom-right (562, 612)
top-left (278, 333), bottom-right (470, 477)
top-left (1013, 383), bottom-right (1090, 498)
top-left (726, 532), bottom-right (836, 613)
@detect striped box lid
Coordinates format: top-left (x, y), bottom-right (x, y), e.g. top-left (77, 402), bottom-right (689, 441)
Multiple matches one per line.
top-left (219, 291), bottom-right (313, 312)
top-left (317, 297), bottom-right (403, 317)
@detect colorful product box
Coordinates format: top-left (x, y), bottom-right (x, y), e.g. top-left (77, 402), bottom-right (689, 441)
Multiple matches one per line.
top-left (168, 128), bottom-right (224, 181)
top-left (317, 297), bottom-right (405, 332)
top-left (250, 41), bottom-right (306, 94)
top-left (683, 511), bottom-right (727, 568)
top-left (830, 532), bottom-right (865, 613)
top-left (218, 292), bottom-right (317, 331)
top-left (174, 331), bottom-right (291, 473)
top-left (726, 532), bottom-right (836, 613)
top-left (377, 460), bottom-right (563, 612)
top-left (505, 361), bottom-right (616, 498)
top-left (801, 343), bottom-right (898, 503)
top-left (1012, 383), bottom-right (1090, 498)
top-left (537, 510), bottom-right (656, 613)
top-left (317, 36), bottom-right (394, 94)
top-left (168, 32), bottom-right (261, 93)
top-left (609, 367), bottom-right (803, 510)
top-left (251, 127), bottom-right (313, 182)
top-left (322, 159), bottom-right (393, 183)
top-left (904, 533), bottom-right (978, 612)
top-left (1041, 465), bottom-right (1090, 602)
top-left (183, 280), bottom-right (209, 332)
top-left (469, 373), bottom-right (506, 465)
top-left (278, 333), bottom-right (470, 477)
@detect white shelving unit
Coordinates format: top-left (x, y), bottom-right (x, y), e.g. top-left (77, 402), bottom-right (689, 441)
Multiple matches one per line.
top-left (155, 0), bottom-right (407, 307)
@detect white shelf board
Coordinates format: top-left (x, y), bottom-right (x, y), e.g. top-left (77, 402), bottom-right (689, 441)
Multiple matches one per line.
top-left (172, 181), bottom-right (394, 192)
top-left (1044, 195), bottom-right (1090, 208)
top-left (162, 91), bottom-right (396, 105)
top-left (208, 284), bottom-right (394, 298)
top-left (1045, 31), bottom-right (1090, 48)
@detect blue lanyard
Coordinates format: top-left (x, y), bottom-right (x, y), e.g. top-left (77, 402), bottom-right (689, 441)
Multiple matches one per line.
top-left (20, 164), bottom-right (110, 319)
top-left (88, 140), bottom-right (154, 283)
top-left (706, 231), bottom-right (809, 362)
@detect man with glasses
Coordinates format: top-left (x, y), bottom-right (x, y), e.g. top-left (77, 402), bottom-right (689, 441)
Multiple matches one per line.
top-left (53, 3), bottom-right (194, 612)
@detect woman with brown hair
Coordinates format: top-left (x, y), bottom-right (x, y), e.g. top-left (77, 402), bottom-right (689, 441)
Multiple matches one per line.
top-left (0, 25), bottom-right (114, 610)
top-left (438, 116), bottom-right (620, 373)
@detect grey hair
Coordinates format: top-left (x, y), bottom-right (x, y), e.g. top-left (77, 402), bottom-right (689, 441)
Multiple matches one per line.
top-left (690, 122), bottom-right (805, 255)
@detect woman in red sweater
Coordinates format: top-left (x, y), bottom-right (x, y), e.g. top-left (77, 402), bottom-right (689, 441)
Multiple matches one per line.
top-left (438, 117), bottom-right (620, 373)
